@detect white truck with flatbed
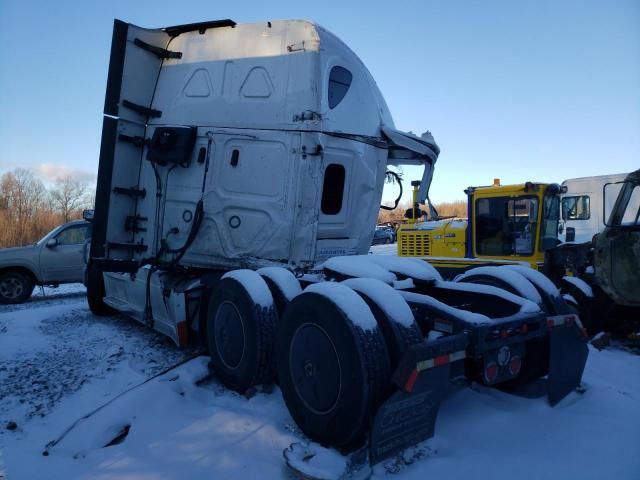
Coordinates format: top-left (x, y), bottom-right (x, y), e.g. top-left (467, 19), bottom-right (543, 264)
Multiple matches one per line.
top-left (87, 18), bottom-right (588, 466)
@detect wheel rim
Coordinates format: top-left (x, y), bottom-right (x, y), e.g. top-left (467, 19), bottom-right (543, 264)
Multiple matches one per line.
top-left (290, 323), bottom-right (342, 415)
top-left (0, 277), bottom-right (24, 299)
top-left (214, 301), bottom-right (245, 369)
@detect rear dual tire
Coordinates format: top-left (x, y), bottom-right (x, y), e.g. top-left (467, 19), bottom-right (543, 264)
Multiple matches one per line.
top-left (277, 281), bottom-right (423, 449)
top-left (206, 275), bottom-right (277, 394)
top-left (207, 273), bottom-right (423, 450)
top-left (343, 278), bottom-right (423, 370)
top-left (277, 289), bottom-right (390, 449)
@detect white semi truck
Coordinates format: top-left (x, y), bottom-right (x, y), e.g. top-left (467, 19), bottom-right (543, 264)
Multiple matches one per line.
top-left (87, 19), bottom-right (588, 465)
top-left (559, 173), bottom-right (637, 243)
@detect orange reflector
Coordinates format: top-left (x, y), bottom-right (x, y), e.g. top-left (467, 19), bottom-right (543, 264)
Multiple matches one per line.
top-left (404, 368), bottom-right (419, 393)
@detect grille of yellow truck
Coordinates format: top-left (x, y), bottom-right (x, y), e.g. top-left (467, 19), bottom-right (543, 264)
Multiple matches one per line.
top-left (399, 231), bottom-right (430, 256)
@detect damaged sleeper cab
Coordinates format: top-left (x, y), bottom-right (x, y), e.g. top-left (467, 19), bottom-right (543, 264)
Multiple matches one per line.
top-left (87, 18), bottom-right (588, 466)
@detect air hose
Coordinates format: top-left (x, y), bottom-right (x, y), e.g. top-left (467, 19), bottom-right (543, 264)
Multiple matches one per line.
top-left (380, 170), bottom-right (403, 210)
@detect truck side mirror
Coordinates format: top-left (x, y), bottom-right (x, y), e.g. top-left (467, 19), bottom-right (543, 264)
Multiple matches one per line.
top-left (83, 209), bottom-right (95, 221)
top-left (46, 238), bottom-right (58, 248)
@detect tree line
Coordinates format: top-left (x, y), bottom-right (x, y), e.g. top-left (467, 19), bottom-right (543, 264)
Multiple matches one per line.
top-left (378, 199), bottom-right (467, 225)
top-left (0, 166), bottom-right (464, 248)
top-left (0, 168), bottom-right (94, 248)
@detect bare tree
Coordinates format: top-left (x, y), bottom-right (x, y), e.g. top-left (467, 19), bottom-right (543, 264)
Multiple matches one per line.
top-left (377, 199), bottom-right (467, 225)
top-left (0, 169), bottom-right (47, 246)
top-left (434, 200), bottom-right (467, 218)
top-left (49, 175), bottom-right (90, 223)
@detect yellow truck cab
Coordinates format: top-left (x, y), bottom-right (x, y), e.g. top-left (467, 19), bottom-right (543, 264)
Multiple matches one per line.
top-left (398, 180), bottom-right (562, 279)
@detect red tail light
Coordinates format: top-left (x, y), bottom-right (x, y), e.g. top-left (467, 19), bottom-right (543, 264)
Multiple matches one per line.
top-left (484, 361), bottom-right (499, 384)
top-left (509, 356), bottom-right (522, 376)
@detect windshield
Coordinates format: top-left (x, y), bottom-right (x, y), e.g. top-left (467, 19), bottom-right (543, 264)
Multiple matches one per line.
top-left (540, 193), bottom-right (560, 250)
top-left (608, 181), bottom-right (640, 226)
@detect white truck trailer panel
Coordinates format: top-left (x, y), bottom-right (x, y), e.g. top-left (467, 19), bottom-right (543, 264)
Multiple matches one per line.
top-left (559, 173), bottom-right (633, 243)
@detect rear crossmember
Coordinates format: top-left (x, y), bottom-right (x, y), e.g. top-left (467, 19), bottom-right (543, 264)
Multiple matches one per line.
top-left (370, 286), bottom-right (588, 464)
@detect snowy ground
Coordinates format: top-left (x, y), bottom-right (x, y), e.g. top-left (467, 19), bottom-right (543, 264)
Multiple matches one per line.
top-left (369, 244), bottom-right (397, 256)
top-left (1, 256), bottom-right (639, 479)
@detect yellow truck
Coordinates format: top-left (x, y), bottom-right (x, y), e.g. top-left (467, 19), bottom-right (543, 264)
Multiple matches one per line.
top-left (398, 179), bottom-right (562, 276)
top-left (396, 179), bottom-right (609, 331)
top-left (398, 173), bottom-right (640, 335)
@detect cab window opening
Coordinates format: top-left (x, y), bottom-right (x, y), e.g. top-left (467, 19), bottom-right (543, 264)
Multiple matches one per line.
top-left (321, 164), bottom-right (346, 215)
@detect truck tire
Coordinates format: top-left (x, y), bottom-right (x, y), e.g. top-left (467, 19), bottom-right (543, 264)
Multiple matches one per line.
top-left (207, 275), bottom-right (277, 394)
top-left (277, 287), bottom-right (390, 449)
top-left (257, 267), bottom-right (302, 318)
top-left (342, 277), bottom-right (423, 369)
top-left (86, 264), bottom-right (115, 316)
top-left (504, 265), bottom-right (570, 316)
top-left (0, 270), bottom-right (34, 304)
top-left (561, 280), bottom-right (605, 336)
top-left (455, 266), bottom-right (543, 309)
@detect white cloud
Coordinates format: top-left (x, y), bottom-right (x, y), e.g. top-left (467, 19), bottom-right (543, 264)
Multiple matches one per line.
top-left (35, 163), bottom-right (96, 184)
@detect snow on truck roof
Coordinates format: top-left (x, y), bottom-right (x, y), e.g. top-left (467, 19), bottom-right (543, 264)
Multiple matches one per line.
top-left (149, 19), bottom-right (395, 137)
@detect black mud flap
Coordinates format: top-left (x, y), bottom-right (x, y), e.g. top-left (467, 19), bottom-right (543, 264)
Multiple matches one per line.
top-left (369, 364), bottom-right (449, 466)
top-left (547, 323), bottom-right (588, 406)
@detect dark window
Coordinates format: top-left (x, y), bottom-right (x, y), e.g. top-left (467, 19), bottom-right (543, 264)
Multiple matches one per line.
top-left (540, 194), bottom-right (560, 251)
top-left (621, 186), bottom-right (640, 225)
top-left (475, 196), bottom-right (538, 256)
top-left (321, 164), bottom-right (346, 214)
top-left (562, 196), bottom-right (590, 220)
top-left (328, 66), bottom-right (352, 109)
top-left (56, 225), bottom-right (90, 245)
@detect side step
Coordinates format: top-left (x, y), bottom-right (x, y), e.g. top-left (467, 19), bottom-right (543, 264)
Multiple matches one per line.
top-left (107, 242), bottom-right (148, 253)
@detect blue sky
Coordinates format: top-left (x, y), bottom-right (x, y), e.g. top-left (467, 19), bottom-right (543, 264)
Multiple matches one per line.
top-left (0, 0), bottom-right (638, 202)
